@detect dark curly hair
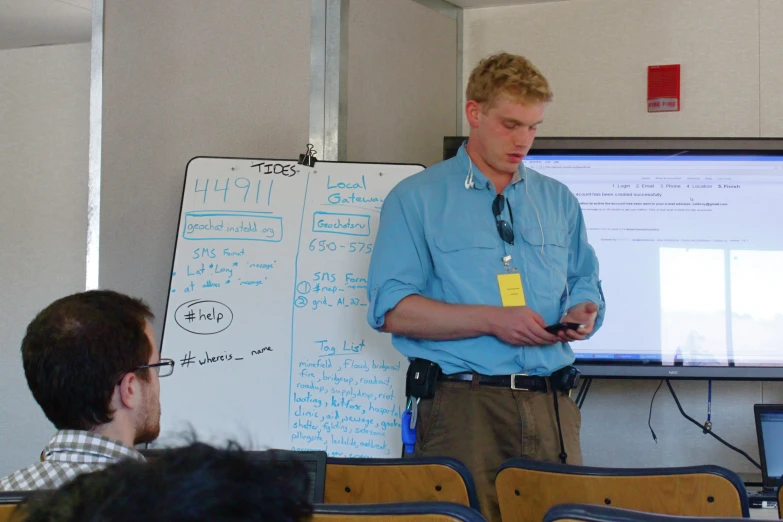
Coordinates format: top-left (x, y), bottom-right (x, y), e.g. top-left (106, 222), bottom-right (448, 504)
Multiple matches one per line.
top-left (23, 441), bottom-right (313, 522)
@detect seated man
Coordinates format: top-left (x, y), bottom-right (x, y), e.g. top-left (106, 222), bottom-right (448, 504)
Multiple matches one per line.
top-left (22, 442), bottom-right (313, 522)
top-left (0, 290), bottom-right (172, 491)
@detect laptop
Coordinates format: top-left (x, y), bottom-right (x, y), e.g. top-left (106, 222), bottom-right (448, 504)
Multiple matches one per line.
top-left (752, 404), bottom-right (783, 504)
top-left (250, 449), bottom-right (327, 504)
top-left (141, 447), bottom-right (327, 503)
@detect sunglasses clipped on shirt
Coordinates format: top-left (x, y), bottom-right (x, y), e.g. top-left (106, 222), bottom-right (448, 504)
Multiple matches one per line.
top-left (492, 194), bottom-right (514, 245)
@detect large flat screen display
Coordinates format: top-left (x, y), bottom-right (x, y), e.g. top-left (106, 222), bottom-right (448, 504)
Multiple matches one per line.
top-left (444, 138), bottom-right (783, 379)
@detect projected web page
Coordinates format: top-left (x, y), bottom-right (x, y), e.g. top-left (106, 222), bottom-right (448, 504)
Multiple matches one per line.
top-left (526, 155), bottom-right (783, 367)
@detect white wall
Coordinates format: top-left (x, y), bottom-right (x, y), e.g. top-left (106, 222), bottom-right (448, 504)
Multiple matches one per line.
top-left (346, 0), bottom-right (457, 166)
top-left (100, 0), bottom-right (311, 329)
top-left (461, 0), bottom-right (783, 474)
top-left (581, 380), bottom-right (783, 475)
top-left (0, 42), bottom-right (90, 476)
top-left (462, 0), bottom-right (771, 137)
top-left (760, 0), bottom-right (783, 137)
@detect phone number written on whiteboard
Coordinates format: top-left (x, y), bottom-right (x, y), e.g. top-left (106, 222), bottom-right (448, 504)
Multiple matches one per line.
top-left (309, 240), bottom-right (373, 254)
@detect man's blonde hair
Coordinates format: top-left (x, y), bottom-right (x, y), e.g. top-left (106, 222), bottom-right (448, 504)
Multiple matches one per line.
top-left (466, 52), bottom-right (553, 107)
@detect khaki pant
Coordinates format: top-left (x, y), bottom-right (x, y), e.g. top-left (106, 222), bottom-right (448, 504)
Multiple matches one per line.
top-left (408, 380), bottom-right (583, 522)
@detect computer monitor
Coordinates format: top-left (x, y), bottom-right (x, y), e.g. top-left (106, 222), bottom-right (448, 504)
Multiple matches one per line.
top-left (142, 447), bottom-right (327, 503)
top-left (755, 404), bottom-right (783, 490)
top-left (254, 449), bottom-right (327, 504)
top-left (444, 137), bottom-right (783, 379)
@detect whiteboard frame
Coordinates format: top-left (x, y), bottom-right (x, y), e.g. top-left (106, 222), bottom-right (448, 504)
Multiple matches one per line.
top-left (159, 155), bottom-right (425, 376)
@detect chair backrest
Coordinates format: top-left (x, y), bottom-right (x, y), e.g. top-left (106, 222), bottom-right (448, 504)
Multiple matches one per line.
top-left (495, 459), bottom-right (749, 522)
top-left (0, 505), bottom-right (19, 522)
top-left (324, 457), bottom-right (480, 511)
top-left (0, 492), bottom-right (35, 522)
top-left (543, 503), bottom-right (750, 522)
top-left (778, 486), bottom-right (782, 519)
top-left (311, 501), bottom-right (487, 521)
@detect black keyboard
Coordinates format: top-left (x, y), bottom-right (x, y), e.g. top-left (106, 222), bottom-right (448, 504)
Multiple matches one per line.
top-left (749, 487), bottom-right (778, 508)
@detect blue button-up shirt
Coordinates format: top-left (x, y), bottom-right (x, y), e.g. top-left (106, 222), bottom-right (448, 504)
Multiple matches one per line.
top-left (367, 143), bottom-right (605, 376)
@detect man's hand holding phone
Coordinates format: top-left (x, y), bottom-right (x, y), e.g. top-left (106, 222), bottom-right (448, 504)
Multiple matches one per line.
top-left (551, 302), bottom-right (599, 343)
top-left (544, 322), bottom-right (585, 334)
top-left (490, 306), bottom-right (559, 346)
top-left (489, 302), bottom-right (598, 346)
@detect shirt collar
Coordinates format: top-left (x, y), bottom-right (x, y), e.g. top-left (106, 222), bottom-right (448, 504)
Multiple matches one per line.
top-left (456, 141), bottom-right (526, 191)
top-left (43, 430), bottom-right (147, 463)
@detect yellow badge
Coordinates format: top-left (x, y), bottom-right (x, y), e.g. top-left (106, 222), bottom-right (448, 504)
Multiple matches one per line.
top-left (497, 273), bottom-right (526, 307)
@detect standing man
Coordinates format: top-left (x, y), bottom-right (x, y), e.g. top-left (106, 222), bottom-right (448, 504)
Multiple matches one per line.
top-left (366, 53), bottom-right (605, 521)
top-left (0, 290), bottom-right (173, 491)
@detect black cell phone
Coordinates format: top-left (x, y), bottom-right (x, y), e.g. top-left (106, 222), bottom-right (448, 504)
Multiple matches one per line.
top-left (544, 322), bottom-right (585, 334)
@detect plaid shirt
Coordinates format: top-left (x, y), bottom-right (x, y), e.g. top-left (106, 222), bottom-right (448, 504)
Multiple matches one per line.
top-left (0, 430), bottom-right (146, 491)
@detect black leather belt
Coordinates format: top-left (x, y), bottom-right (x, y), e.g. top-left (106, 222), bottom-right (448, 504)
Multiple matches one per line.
top-left (439, 372), bottom-right (553, 391)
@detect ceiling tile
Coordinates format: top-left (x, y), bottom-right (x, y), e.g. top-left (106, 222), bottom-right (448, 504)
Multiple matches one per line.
top-left (0, 0), bottom-right (91, 50)
top-left (55, 0), bottom-right (92, 11)
top-left (448, 0), bottom-right (570, 8)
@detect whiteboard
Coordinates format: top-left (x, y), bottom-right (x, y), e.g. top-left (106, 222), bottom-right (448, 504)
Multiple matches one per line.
top-left (158, 157), bottom-right (423, 457)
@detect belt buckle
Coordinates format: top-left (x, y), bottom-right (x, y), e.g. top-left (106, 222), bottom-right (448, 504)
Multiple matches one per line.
top-left (511, 373), bottom-right (529, 391)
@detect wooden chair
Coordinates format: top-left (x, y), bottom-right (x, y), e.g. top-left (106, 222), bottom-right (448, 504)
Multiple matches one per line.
top-left (543, 503), bottom-right (750, 522)
top-left (495, 459), bottom-right (749, 522)
top-left (0, 492), bottom-right (34, 522)
top-left (778, 486), bottom-right (782, 519)
top-left (311, 501), bottom-right (486, 521)
top-left (324, 457), bottom-right (480, 511)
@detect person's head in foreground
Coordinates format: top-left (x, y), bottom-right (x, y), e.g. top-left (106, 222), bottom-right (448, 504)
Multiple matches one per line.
top-left (465, 52), bottom-right (553, 178)
top-left (23, 442), bottom-right (313, 522)
top-left (1, 290), bottom-right (171, 491)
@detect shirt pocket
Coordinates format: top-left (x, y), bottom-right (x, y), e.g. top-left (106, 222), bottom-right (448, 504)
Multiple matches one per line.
top-left (432, 232), bottom-right (498, 304)
top-left (518, 225), bottom-right (570, 298)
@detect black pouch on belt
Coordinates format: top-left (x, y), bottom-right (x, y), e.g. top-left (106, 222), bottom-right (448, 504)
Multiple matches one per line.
top-left (550, 365), bottom-right (581, 391)
top-left (405, 359), bottom-right (441, 399)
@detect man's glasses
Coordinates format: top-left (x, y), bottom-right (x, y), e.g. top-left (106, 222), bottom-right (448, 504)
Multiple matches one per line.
top-left (118, 358), bottom-right (175, 384)
top-left (139, 359), bottom-right (175, 377)
top-left (492, 195), bottom-right (514, 245)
